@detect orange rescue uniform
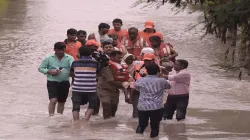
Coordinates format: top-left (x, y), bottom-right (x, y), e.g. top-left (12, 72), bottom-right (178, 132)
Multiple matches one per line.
top-left (108, 29), bottom-right (128, 42)
top-left (121, 35), bottom-right (149, 60)
top-left (64, 40), bottom-right (82, 60)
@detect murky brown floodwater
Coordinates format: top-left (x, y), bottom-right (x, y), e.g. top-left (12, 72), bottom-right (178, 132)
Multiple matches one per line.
top-left (1, 0), bottom-right (250, 140)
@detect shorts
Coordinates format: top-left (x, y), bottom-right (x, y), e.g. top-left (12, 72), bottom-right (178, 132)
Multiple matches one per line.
top-left (47, 81), bottom-right (70, 103)
top-left (72, 91), bottom-right (97, 112)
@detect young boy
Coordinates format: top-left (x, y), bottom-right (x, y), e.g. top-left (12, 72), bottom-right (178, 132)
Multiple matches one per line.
top-left (135, 63), bottom-right (171, 138)
top-left (162, 59), bottom-right (191, 121)
top-left (70, 46), bottom-right (98, 121)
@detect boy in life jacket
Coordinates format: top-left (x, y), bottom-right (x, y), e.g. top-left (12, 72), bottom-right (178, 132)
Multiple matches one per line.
top-left (108, 34), bottom-right (124, 54)
top-left (121, 54), bottom-right (136, 104)
top-left (149, 35), bottom-right (178, 74)
top-left (121, 27), bottom-right (149, 60)
top-left (64, 28), bottom-right (82, 60)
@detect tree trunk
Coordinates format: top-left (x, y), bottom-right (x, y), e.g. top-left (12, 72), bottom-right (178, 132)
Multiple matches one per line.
top-left (239, 24), bottom-right (247, 64)
top-left (244, 24), bottom-right (250, 75)
top-left (230, 23), bottom-right (237, 64)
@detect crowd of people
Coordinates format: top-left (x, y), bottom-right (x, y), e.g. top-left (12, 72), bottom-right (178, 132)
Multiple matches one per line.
top-left (38, 18), bottom-right (191, 138)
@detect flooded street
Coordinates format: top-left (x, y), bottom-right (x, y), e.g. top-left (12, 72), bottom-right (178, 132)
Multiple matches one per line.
top-left (1, 0), bottom-right (250, 139)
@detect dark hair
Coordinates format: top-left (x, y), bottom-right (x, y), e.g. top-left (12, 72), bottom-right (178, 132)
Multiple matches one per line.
top-left (110, 50), bottom-right (123, 58)
top-left (67, 28), bottom-right (77, 35)
top-left (176, 59), bottom-right (189, 69)
top-left (102, 42), bottom-right (113, 46)
top-left (145, 63), bottom-right (160, 75)
top-left (112, 18), bottom-right (123, 25)
top-left (78, 46), bottom-right (91, 57)
top-left (54, 42), bottom-right (66, 50)
top-left (149, 35), bottom-right (161, 42)
top-left (108, 34), bottom-right (118, 39)
top-left (77, 30), bottom-right (87, 36)
top-left (98, 23), bottom-right (110, 31)
top-left (128, 27), bottom-right (138, 32)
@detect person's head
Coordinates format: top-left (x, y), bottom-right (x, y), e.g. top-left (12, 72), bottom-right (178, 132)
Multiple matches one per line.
top-left (98, 23), bottom-right (110, 35)
top-left (123, 54), bottom-right (134, 65)
top-left (174, 59), bottom-right (189, 71)
top-left (54, 42), bottom-right (66, 58)
top-left (149, 35), bottom-right (161, 48)
top-left (108, 34), bottom-right (118, 46)
top-left (110, 50), bottom-right (123, 63)
top-left (140, 47), bottom-right (155, 58)
top-left (145, 62), bottom-right (160, 75)
top-left (144, 20), bottom-right (155, 33)
top-left (77, 30), bottom-right (87, 42)
top-left (101, 37), bottom-right (114, 55)
top-left (128, 27), bottom-right (138, 40)
top-left (112, 18), bottom-right (123, 31)
top-left (67, 28), bottom-right (77, 41)
top-left (143, 53), bottom-right (155, 66)
top-left (78, 46), bottom-right (91, 57)
top-left (85, 39), bottom-right (101, 52)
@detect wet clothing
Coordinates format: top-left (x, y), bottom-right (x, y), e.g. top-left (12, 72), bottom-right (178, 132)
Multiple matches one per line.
top-left (136, 108), bottom-right (163, 138)
top-left (47, 81), bottom-right (70, 103)
top-left (64, 39), bottom-right (82, 60)
top-left (163, 94), bottom-right (189, 121)
top-left (135, 75), bottom-right (171, 111)
top-left (163, 69), bottom-right (191, 120)
top-left (97, 66), bottom-right (122, 119)
top-left (108, 29), bottom-right (128, 42)
top-left (131, 90), bottom-right (139, 118)
top-left (38, 54), bottom-right (74, 82)
top-left (71, 91), bottom-right (97, 112)
top-left (168, 69), bottom-right (191, 95)
top-left (70, 56), bottom-right (98, 93)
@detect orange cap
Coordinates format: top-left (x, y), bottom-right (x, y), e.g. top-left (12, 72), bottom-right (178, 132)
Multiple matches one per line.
top-left (85, 39), bottom-right (101, 47)
top-left (143, 53), bottom-right (155, 60)
top-left (144, 20), bottom-right (154, 29)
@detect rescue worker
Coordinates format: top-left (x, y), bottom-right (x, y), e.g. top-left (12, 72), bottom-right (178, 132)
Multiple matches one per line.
top-left (139, 20), bottom-right (164, 46)
top-left (121, 27), bottom-right (149, 60)
top-left (77, 30), bottom-right (87, 47)
top-left (97, 50), bottom-right (124, 119)
top-left (108, 18), bottom-right (128, 42)
top-left (64, 28), bottom-right (82, 60)
top-left (149, 35), bottom-right (178, 74)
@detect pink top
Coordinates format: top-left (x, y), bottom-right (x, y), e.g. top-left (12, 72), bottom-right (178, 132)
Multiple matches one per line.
top-left (168, 69), bottom-right (191, 95)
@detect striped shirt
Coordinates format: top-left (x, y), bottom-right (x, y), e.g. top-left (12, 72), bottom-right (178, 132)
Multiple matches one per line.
top-left (135, 75), bottom-right (171, 111)
top-left (70, 56), bottom-right (98, 93)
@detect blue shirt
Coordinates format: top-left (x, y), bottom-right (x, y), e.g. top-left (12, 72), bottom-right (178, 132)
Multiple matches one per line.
top-left (135, 75), bottom-right (171, 111)
top-left (71, 56), bottom-right (98, 93)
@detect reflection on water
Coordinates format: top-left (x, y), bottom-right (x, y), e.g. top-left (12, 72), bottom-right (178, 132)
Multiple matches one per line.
top-left (1, 0), bottom-right (250, 140)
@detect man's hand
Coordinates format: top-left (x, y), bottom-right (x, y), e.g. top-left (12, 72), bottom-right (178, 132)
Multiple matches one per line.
top-left (47, 69), bottom-right (61, 76)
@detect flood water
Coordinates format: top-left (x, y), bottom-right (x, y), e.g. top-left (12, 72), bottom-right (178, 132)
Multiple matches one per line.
top-left (0, 0), bottom-right (250, 139)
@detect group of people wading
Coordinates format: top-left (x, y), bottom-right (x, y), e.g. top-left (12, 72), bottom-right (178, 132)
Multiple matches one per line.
top-left (38, 18), bottom-right (191, 138)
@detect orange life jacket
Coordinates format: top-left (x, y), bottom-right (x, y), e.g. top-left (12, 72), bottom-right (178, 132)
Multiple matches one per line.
top-left (121, 35), bottom-right (148, 59)
top-left (134, 61), bottom-right (147, 80)
top-left (109, 60), bottom-right (129, 82)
